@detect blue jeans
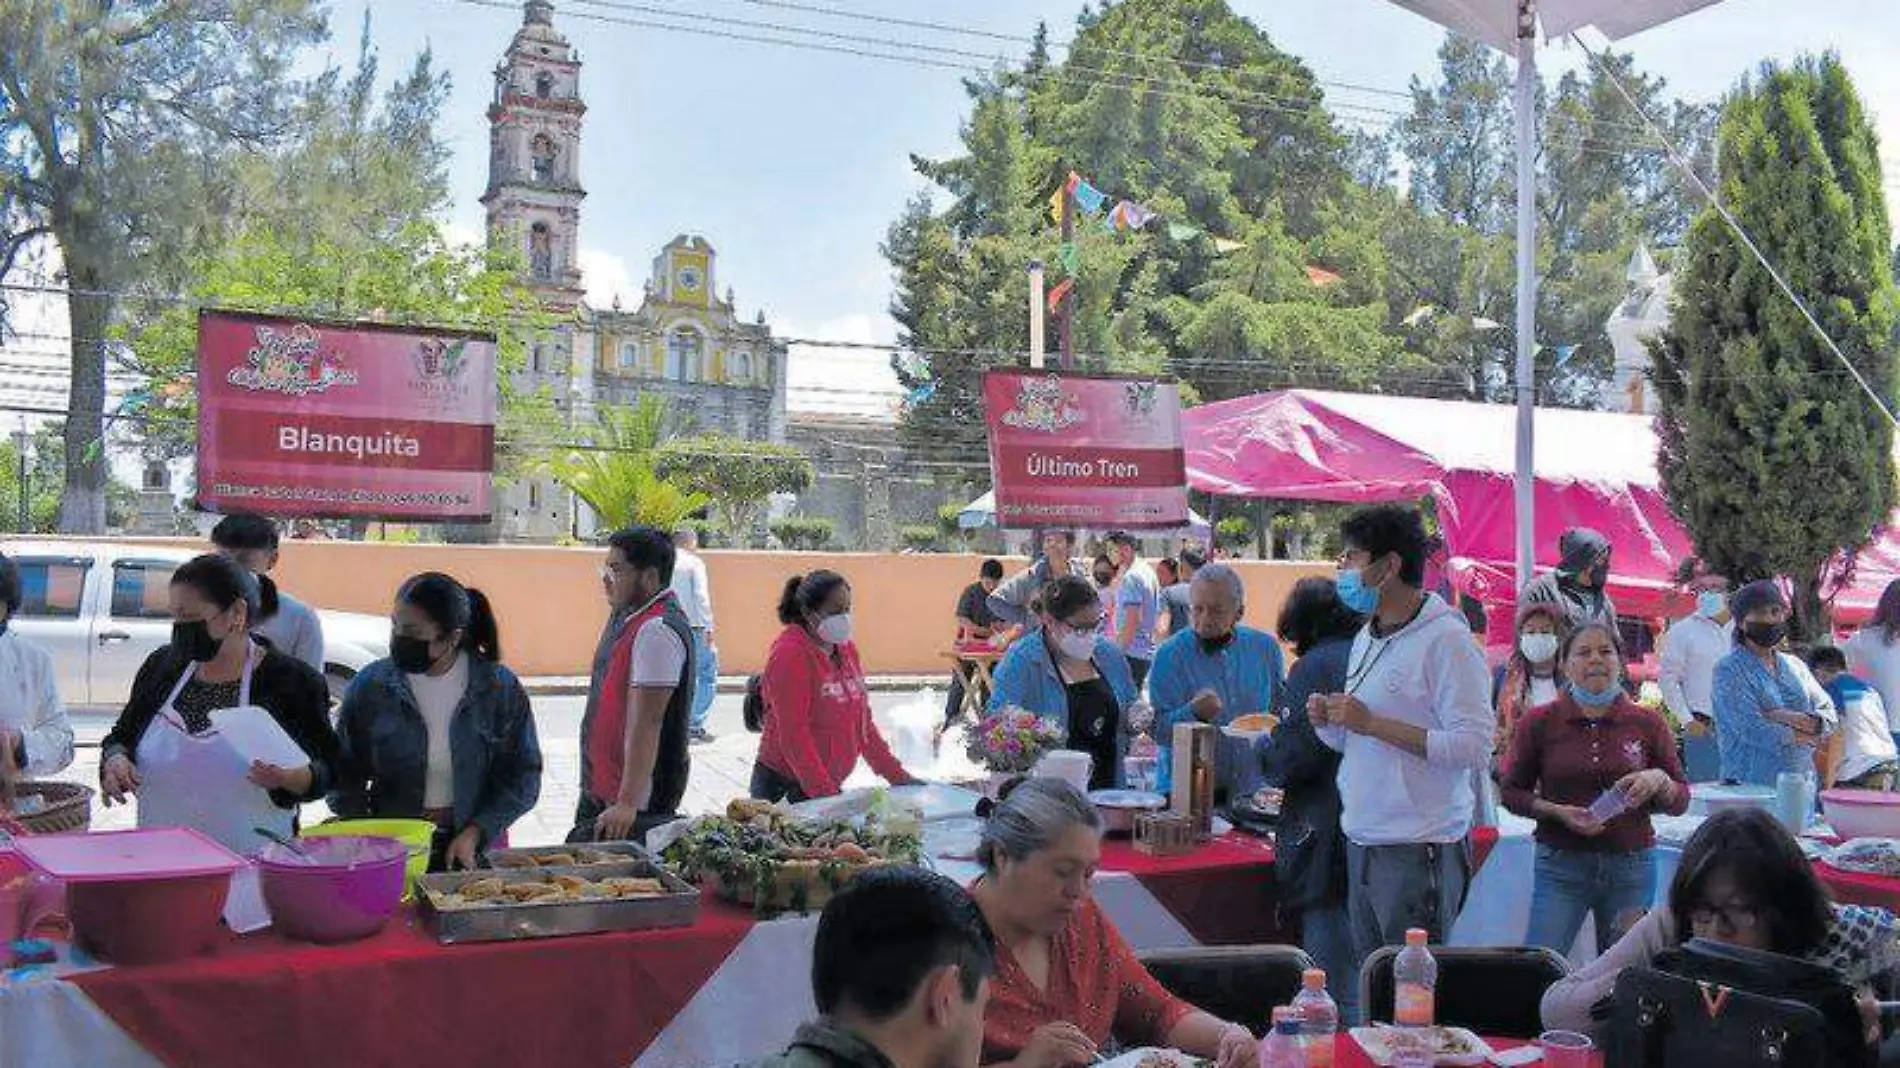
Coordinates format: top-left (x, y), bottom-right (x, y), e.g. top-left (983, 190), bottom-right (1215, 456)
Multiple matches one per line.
top-left (1302, 903), bottom-right (1360, 1025)
top-left (690, 630), bottom-right (718, 731)
top-left (1526, 844), bottom-right (1655, 959)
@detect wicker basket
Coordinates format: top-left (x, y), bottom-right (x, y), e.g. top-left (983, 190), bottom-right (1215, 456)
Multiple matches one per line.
top-left (10, 781), bottom-right (94, 835)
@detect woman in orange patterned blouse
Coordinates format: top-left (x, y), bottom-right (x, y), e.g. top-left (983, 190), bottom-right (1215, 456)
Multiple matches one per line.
top-left (969, 778), bottom-right (1259, 1068)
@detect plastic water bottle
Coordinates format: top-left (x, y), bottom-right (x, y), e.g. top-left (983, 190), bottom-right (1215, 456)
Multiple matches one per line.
top-left (1393, 928), bottom-right (1438, 1029)
top-left (1259, 1006), bottom-right (1308, 1068)
top-left (1291, 968), bottom-right (1338, 1068)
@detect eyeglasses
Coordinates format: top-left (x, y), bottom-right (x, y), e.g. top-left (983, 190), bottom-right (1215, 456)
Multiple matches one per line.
top-left (1690, 903), bottom-right (1763, 931)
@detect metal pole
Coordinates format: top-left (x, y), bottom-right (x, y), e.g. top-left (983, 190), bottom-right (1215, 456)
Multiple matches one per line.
top-left (13, 420), bottom-right (26, 534)
top-left (1059, 186), bottom-right (1075, 372)
top-left (1028, 261), bottom-right (1046, 370)
top-left (1512, 7), bottom-right (1538, 591)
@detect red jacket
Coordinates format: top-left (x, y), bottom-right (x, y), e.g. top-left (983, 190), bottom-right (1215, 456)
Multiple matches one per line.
top-left (756, 625), bottom-right (906, 798)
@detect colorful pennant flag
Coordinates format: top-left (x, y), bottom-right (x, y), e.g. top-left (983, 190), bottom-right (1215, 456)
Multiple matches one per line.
top-left (1402, 305), bottom-right (1436, 327)
top-left (1212, 237), bottom-right (1247, 254)
top-left (1471, 316), bottom-right (1502, 332)
top-left (907, 381), bottom-right (938, 405)
top-left (1073, 179), bottom-right (1109, 215)
top-left (1049, 186), bottom-right (1067, 226)
top-left (1058, 242), bottom-right (1080, 276)
top-left (1166, 222), bottom-right (1202, 242)
top-left (1304, 265), bottom-right (1343, 287)
top-left (1046, 278), bottom-right (1074, 313)
top-left (1107, 200), bottom-right (1158, 232)
top-left (1554, 344), bottom-right (1580, 368)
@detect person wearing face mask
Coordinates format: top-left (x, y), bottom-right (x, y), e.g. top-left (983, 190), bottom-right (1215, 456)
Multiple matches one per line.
top-left (1308, 505), bottom-right (1494, 964)
top-left (1657, 557), bottom-right (1733, 782)
top-left (1494, 602), bottom-right (1567, 754)
top-left (99, 554), bottom-right (337, 854)
top-left (1499, 622), bottom-right (1689, 956)
top-left (1711, 580), bottom-right (1837, 788)
top-left (1146, 564), bottom-right (1285, 799)
top-left (574, 527), bottom-right (696, 843)
top-left (987, 576), bottom-right (1138, 791)
top-left (753, 569), bottom-right (916, 803)
top-left (1518, 527), bottom-right (1619, 634)
top-left (330, 573), bottom-right (542, 871)
top-left (988, 529), bottom-right (1090, 630)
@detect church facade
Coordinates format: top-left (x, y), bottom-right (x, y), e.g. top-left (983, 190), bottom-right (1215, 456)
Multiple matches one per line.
top-left (482, 0), bottom-right (789, 541)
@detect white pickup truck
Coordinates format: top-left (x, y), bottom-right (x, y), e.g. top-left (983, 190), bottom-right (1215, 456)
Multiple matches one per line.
top-left (2, 540), bottom-right (389, 713)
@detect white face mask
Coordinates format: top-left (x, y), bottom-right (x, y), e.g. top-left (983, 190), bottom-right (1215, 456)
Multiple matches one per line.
top-left (1054, 626), bottom-right (1097, 661)
top-left (1519, 632), bottom-right (1560, 664)
top-left (815, 613), bottom-right (853, 646)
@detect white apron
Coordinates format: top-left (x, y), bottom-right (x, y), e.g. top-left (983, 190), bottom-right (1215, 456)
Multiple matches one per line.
top-left (135, 647), bottom-right (293, 856)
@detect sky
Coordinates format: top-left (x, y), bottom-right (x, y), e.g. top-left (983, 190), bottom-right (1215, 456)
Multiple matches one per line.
top-left (7, 0), bottom-right (1900, 428)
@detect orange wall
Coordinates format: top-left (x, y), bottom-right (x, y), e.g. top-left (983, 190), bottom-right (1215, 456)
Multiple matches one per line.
top-left (39, 539), bottom-right (1328, 677)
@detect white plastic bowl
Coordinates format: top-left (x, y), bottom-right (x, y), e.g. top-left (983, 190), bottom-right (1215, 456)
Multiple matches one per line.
top-left (1690, 783), bottom-right (1775, 817)
top-left (1821, 789), bottom-right (1900, 840)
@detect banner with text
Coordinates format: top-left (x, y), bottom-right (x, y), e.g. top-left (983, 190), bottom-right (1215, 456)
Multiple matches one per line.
top-left (196, 310), bottom-right (498, 521)
top-left (983, 371), bottom-right (1188, 530)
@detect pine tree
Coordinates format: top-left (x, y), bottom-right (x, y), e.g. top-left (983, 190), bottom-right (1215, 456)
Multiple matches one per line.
top-left (1654, 55), bottom-right (1899, 637)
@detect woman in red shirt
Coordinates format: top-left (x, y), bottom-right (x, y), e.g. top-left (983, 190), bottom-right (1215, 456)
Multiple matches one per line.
top-left (1500, 621), bottom-right (1690, 956)
top-left (970, 777), bottom-right (1257, 1068)
top-left (751, 570), bottom-right (915, 803)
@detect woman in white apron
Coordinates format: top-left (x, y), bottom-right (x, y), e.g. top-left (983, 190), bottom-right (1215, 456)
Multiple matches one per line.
top-left (99, 553), bottom-right (337, 855)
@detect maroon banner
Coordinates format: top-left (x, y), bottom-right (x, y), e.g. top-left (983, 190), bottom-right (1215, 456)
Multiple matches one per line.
top-left (984, 371), bottom-right (1189, 529)
top-left (196, 311), bottom-right (497, 521)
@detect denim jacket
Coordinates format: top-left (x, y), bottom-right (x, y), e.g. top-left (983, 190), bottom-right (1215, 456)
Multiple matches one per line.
top-left (330, 656), bottom-right (543, 845)
top-left (988, 631), bottom-right (1138, 783)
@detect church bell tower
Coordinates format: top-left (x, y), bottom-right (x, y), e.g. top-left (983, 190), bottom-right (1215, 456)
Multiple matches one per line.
top-left (483, 0), bottom-right (587, 310)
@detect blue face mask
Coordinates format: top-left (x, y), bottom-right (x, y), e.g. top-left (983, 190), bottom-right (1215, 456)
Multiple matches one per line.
top-left (1336, 564), bottom-right (1382, 615)
top-left (1569, 680), bottom-right (1622, 708)
top-left (1697, 591), bottom-right (1726, 619)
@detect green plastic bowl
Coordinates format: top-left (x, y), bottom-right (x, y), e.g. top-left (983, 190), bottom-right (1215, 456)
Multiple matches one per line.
top-left (302, 819), bottom-right (436, 898)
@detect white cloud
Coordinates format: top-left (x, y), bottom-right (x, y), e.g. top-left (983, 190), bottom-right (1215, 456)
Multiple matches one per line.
top-left (783, 312), bottom-right (903, 419)
top-left (578, 247), bottom-right (638, 310)
top-left (438, 219), bottom-right (485, 252)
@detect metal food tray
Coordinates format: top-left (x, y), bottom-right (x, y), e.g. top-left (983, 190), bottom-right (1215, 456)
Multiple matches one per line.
top-left (416, 857), bottom-right (699, 944)
top-left (485, 841), bottom-right (645, 870)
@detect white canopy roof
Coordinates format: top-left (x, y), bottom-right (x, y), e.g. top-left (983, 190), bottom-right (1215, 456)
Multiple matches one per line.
top-left (1383, 0), bottom-right (1725, 53)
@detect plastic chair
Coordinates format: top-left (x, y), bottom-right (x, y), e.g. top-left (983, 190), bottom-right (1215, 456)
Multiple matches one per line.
top-left (1358, 944), bottom-right (1570, 1037)
top-left (1138, 944), bottom-right (1316, 1037)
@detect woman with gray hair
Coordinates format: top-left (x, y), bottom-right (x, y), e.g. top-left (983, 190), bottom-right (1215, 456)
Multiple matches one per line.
top-left (970, 777), bottom-right (1258, 1068)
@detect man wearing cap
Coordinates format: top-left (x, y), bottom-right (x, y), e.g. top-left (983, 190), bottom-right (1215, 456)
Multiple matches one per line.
top-left (1518, 528), bottom-right (1618, 633)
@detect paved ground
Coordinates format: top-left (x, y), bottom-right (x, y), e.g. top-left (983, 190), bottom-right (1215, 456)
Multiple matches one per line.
top-left (54, 688), bottom-right (955, 847)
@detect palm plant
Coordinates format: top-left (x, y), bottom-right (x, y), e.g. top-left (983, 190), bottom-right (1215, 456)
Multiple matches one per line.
top-left (534, 396), bottom-right (709, 531)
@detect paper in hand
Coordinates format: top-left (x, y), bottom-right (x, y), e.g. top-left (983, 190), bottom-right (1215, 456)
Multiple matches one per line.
top-left (209, 706), bottom-right (311, 770)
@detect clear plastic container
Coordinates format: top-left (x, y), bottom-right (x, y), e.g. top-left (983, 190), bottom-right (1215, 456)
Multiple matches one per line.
top-left (1393, 927), bottom-right (1438, 1028)
top-left (1259, 1006), bottom-right (1308, 1068)
top-left (1291, 968), bottom-right (1338, 1068)
top-left (1586, 786), bottom-right (1629, 823)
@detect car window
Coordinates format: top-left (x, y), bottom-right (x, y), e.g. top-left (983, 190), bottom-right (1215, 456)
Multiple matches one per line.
top-left (12, 558), bottom-right (89, 619)
top-left (110, 560), bottom-right (177, 620)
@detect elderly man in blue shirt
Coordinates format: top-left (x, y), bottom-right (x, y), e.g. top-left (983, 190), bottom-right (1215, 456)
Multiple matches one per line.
top-left (1148, 563), bottom-right (1286, 799)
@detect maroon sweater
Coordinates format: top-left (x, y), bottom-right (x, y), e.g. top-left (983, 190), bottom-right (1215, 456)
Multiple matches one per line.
top-left (1500, 694), bottom-right (1690, 852)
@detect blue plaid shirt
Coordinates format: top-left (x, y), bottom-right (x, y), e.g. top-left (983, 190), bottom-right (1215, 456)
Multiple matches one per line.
top-left (1711, 648), bottom-right (1836, 786)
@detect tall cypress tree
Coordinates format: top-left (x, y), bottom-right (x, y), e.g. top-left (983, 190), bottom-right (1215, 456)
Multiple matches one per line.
top-left (1654, 55), bottom-right (1898, 636)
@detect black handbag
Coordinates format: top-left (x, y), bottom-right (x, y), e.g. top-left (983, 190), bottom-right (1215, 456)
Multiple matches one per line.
top-left (1604, 938), bottom-right (1873, 1068)
top-left (742, 674), bottom-right (766, 733)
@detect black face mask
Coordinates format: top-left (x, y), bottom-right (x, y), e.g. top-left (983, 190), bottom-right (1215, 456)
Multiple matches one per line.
top-left (1744, 621), bottom-right (1788, 649)
top-left (1198, 631), bottom-right (1236, 655)
top-left (171, 619), bottom-right (224, 663)
top-left (390, 635), bottom-right (436, 674)
top-left (1093, 572), bottom-right (1114, 588)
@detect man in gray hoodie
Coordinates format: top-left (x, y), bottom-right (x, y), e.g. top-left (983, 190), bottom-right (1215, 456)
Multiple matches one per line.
top-left (1518, 527), bottom-right (1618, 633)
top-left (1311, 504), bottom-right (1496, 964)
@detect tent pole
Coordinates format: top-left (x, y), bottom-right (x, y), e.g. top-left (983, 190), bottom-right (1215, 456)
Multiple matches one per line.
top-left (1512, 5), bottom-right (1538, 591)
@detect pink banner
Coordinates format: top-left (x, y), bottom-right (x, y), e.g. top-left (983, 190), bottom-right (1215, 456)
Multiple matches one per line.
top-left (196, 311), bottom-right (498, 521)
top-left (984, 371), bottom-right (1188, 530)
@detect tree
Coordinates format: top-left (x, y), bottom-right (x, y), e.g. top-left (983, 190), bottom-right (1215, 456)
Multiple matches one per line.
top-left (1654, 55), bottom-right (1899, 639)
top-left (0, 1), bottom-right (327, 532)
top-left (655, 436), bottom-right (815, 548)
top-left (0, 423), bottom-right (138, 532)
top-left (535, 396), bottom-right (707, 532)
top-left (771, 517), bottom-right (835, 551)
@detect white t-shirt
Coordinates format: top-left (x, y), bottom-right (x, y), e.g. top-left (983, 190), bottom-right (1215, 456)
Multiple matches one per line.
top-left (407, 652), bottom-right (469, 809)
top-left (630, 619), bottom-right (688, 688)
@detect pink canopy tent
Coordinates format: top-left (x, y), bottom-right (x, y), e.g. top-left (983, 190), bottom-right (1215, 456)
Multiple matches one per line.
top-left (1184, 388), bottom-right (1896, 629)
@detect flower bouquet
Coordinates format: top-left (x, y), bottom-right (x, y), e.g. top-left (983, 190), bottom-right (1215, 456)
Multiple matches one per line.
top-left (966, 706), bottom-right (1066, 777)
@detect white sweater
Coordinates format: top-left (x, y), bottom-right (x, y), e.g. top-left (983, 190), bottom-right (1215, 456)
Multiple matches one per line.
top-left (1319, 594), bottom-right (1496, 846)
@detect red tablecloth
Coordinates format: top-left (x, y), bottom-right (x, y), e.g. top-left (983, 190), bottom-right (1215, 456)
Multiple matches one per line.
top-left (53, 835), bottom-right (1281, 1068)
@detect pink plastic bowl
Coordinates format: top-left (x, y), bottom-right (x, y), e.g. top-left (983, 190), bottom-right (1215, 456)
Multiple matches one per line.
top-left (1821, 788), bottom-right (1900, 841)
top-left (257, 835), bottom-right (407, 944)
